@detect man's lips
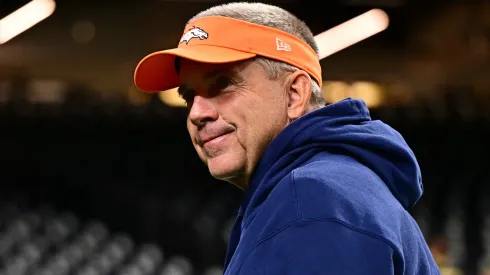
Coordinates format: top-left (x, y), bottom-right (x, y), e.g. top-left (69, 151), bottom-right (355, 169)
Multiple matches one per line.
top-left (203, 133), bottom-right (231, 146)
top-left (198, 131), bottom-right (233, 146)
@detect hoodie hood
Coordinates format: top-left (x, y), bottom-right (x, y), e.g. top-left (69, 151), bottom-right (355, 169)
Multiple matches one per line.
top-left (240, 98), bottom-right (423, 221)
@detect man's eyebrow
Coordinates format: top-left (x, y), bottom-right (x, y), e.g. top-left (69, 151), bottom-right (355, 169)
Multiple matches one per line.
top-left (204, 69), bottom-right (227, 80)
top-left (205, 66), bottom-right (245, 80)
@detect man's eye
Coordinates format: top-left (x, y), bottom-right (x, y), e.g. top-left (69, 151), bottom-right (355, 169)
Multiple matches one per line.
top-left (215, 76), bottom-right (233, 90)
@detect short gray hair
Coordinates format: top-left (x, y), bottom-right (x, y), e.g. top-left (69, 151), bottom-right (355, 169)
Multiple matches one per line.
top-left (189, 2), bottom-right (325, 109)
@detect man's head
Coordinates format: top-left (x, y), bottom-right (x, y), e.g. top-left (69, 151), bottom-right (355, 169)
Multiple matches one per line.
top-left (134, 2), bottom-right (324, 189)
top-left (186, 2), bottom-right (324, 109)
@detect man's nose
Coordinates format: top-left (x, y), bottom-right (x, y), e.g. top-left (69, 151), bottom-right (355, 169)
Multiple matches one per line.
top-left (188, 95), bottom-right (218, 128)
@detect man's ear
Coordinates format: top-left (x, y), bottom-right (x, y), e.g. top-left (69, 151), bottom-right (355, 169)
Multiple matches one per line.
top-left (285, 70), bottom-right (312, 120)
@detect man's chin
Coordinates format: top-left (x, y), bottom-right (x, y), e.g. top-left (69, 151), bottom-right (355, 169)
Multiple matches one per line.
top-left (207, 155), bottom-right (244, 181)
top-left (208, 164), bottom-right (239, 180)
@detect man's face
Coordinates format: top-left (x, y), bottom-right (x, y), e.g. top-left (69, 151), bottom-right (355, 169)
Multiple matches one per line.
top-left (179, 59), bottom-right (290, 189)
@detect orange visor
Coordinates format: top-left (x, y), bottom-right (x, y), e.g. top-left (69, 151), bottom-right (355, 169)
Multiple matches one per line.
top-left (134, 16), bottom-right (322, 92)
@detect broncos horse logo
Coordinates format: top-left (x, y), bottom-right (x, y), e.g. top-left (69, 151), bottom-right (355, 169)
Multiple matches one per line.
top-left (180, 26), bottom-right (209, 44)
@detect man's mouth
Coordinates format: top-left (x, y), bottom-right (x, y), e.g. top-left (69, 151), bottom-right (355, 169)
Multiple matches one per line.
top-left (201, 132), bottom-right (232, 147)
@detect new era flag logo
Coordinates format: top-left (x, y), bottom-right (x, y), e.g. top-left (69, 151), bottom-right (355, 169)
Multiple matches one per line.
top-left (276, 38), bottom-right (291, 51)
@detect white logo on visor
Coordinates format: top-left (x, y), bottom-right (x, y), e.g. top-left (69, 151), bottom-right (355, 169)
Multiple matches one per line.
top-left (276, 38), bottom-right (291, 51)
top-left (180, 26), bottom-right (209, 44)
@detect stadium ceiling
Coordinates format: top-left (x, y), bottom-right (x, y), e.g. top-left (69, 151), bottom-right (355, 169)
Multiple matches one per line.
top-left (0, 0), bottom-right (488, 97)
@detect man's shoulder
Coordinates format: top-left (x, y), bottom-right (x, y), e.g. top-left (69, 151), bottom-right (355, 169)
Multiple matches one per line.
top-left (293, 152), bottom-right (383, 188)
top-left (264, 153), bottom-right (403, 222)
top-left (287, 154), bottom-right (408, 244)
top-left (291, 153), bottom-right (392, 204)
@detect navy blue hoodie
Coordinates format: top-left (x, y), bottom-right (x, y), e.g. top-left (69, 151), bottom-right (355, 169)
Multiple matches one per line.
top-left (223, 98), bottom-right (439, 275)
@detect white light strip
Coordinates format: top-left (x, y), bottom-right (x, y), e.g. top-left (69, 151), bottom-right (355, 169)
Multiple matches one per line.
top-left (0, 0), bottom-right (56, 45)
top-left (314, 9), bottom-right (389, 60)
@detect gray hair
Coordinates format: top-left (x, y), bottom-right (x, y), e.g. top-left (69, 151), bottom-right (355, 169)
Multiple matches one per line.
top-left (189, 2), bottom-right (325, 109)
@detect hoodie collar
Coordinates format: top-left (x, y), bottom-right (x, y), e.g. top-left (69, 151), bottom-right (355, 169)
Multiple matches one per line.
top-left (238, 98), bottom-right (422, 222)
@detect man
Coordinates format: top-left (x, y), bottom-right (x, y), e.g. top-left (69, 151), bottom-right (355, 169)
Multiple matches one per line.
top-left (134, 2), bottom-right (439, 274)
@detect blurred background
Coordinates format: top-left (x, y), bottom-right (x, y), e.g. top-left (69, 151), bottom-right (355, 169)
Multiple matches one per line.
top-left (0, 0), bottom-right (489, 274)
